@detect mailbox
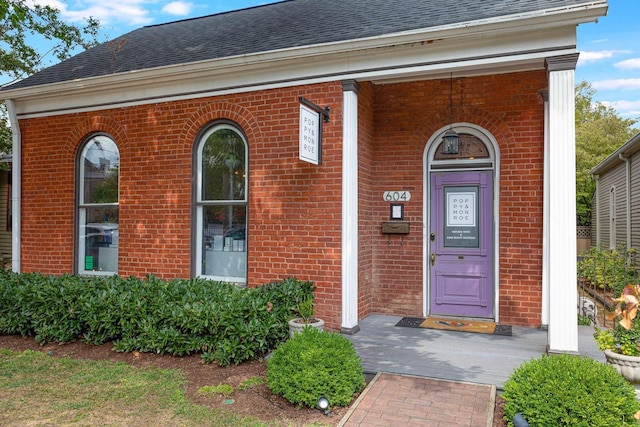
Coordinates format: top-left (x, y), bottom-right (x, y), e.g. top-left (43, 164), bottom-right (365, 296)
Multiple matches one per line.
top-left (381, 222), bottom-right (410, 234)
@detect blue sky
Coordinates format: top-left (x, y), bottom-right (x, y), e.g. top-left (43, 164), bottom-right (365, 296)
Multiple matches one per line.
top-left (577, 0), bottom-right (640, 120)
top-left (32, 1), bottom-right (639, 121)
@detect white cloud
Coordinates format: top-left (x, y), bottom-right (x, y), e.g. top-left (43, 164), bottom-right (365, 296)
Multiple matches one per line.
top-left (578, 50), bottom-right (616, 64)
top-left (162, 1), bottom-right (193, 16)
top-left (593, 79), bottom-right (640, 91)
top-left (578, 50), bottom-right (632, 65)
top-left (602, 100), bottom-right (640, 119)
top-left (33, 0), bottom-right (156, 27)
top-left (615, 58), bottom-right (640, 70)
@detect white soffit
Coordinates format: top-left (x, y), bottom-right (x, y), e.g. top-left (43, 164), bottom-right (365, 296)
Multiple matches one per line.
top-left (6, 2), bottom-right (605, 118)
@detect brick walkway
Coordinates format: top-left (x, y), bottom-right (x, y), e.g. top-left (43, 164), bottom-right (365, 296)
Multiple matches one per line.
top-left (339, 373), bottom-right (495, 427)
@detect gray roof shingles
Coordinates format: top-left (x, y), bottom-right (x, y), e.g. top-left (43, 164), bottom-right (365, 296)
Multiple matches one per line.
top-left (4, 0), bottom-right (590, 90)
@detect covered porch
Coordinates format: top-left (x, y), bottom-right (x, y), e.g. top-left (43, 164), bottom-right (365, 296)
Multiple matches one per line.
top-left (344, 314), bottom-right (604, 389)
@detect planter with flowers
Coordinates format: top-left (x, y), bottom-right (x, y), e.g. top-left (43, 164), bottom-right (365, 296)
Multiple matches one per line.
top-left (594, 284), bottom-right (640, 382)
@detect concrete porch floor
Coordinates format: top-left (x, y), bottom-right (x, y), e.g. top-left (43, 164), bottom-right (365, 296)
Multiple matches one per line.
top-left (344, 314), bottom-right (605, 390)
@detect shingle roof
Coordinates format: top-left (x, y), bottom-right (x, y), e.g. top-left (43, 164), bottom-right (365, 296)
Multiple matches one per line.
top-left (5, 0), bottom-right (593, 90)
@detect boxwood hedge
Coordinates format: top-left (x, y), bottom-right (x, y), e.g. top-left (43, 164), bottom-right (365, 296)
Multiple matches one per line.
top-left (266, 327), bottom-right (365, 408)
top-left (0, 271), bottom-right (314, 366)
top-left (502, 354), bottom-right (640, 427)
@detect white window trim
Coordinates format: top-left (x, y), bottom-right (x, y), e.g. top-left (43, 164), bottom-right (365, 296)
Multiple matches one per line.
top-left (195, 123), bottom-right (248, 284)
top-left (77, 135), bottom-right (120, 276)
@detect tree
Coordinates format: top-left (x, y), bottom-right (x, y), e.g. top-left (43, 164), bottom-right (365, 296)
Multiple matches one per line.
top-left (0, 0), bottom-right (99, 156)
top-left (575, 80), bottom-right (638, 226)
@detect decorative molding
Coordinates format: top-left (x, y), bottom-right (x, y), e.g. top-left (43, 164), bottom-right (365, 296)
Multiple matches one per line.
top-left (10, 26), bottom-right (580, 118)
top-left (539, 89), bottom-right (549, 102)
top-left (545, 53), bottom-right (579, 71)
top-left (342, 79), bottom-right (360, 94)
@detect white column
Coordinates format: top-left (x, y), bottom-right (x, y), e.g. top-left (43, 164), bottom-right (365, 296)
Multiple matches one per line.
top-left (341, 80), bottom-right (360, 334)
top-left (541, 90), bottom-right (550, 328)
top-left (546, 54), bottom-right (579, 353)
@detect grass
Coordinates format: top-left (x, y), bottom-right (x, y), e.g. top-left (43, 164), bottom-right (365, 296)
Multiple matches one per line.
top-left (0, 348), bottom-right (276, 426)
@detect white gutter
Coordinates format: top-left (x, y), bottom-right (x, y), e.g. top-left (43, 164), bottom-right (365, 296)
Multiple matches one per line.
top-left (0, 1), bottom-right (607, 104)
top-left (619, 153), bottom-right (631, 251)
top-left (4, 99), bottom-right (20, 272)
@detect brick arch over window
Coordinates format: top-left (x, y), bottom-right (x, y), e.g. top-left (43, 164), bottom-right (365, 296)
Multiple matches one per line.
top-left (409, 104), bottom-right (516, 158)
top-left (65, 115), bottom-right (129, 157)
top-left (179, 102), bottom-right (263, 147)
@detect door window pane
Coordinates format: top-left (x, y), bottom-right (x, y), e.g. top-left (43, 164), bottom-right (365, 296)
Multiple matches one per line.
top-left (443, 186), bottom-right (479, 248)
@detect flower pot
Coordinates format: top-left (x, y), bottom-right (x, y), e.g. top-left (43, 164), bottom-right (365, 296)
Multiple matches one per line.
top-left (604, 349), bottom-right (640, 383)
top-left (288, 318), bottom-right (324, 338)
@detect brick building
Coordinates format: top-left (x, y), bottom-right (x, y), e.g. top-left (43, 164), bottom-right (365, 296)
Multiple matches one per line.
top-left (1, 0), bottom-right (608, 353)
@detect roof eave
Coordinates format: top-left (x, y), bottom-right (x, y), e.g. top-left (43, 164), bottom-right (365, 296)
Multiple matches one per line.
top-left (591, 132), bottom-right (640, 176)
top-left (1, 1), bottom-right (606, 101)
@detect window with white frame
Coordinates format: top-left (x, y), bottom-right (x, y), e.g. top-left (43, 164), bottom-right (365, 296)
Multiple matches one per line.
top-left (610, 186), bottom-right (616, 249)
top-left (77, 135), bottom-right (119, 275)
top-left (195, 123), bottom-right (247, 284)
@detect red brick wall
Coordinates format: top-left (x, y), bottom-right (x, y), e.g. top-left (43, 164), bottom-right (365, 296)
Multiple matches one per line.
top-left (369, 71), bottom-right (547, 327)
top-left (357, 82), bottom-right (376, 319)
top-left (19, 82), bottom-right (345, 329)
top-left (18, 70), bottom-right (547, 329)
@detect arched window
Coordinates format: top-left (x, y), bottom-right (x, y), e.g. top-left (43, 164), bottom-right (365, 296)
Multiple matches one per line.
top-left (195, 123), bottom-right (248, 284)
top-left (77, 135), bottom-right (120, 275)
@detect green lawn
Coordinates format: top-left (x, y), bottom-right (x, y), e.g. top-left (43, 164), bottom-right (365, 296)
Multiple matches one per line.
top-left (0, 348), bottom-right (274, 426)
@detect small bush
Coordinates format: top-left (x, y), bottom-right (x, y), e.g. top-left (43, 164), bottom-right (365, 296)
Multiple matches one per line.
top-left (266, 328), bottom-right (365, 408)
top-left (502, 354), bottom-right (640, 426)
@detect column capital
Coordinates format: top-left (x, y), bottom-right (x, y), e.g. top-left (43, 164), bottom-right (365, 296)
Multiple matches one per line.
top-left (545, 53), bottom-right (580, 72)
top-left (342, 79), bottom-right (360, 93)
top-left (540, 89), bottom-right (549, 103)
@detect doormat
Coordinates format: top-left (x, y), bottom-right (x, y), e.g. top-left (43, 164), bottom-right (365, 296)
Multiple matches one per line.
top-left (394, 317), bottom-right (426, 328)
top-left (421, 316), bottom-right (498, 335)
top-left (395, 316), bottom-right (512, 336)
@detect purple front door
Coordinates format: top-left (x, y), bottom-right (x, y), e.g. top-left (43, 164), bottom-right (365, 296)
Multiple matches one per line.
top-left (429, 171), bottom-right (494, 318)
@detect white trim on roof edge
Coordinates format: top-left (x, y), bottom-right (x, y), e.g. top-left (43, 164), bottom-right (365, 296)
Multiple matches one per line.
top-left (2, 1), bottom-right (605, 117)
top-left (590, 133), bottom-right (640, 176)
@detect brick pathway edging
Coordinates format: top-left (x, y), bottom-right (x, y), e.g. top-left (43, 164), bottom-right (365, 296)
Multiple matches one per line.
top-left (338, 372), bottom-right (384, 427)
top-left (339, 372), bottom-right (496, 427)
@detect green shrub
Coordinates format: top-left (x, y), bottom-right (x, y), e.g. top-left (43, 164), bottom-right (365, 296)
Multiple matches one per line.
top-left (0, 271), bottom-right (314, 366)
top-left (502, 354), bottom-right (640, 427)
top-left (266, 328), bottom-right (365, 408)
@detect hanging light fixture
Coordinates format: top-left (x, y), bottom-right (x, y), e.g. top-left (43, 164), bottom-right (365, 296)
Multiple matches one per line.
top-left (442, 73), bottom-right (460, 155)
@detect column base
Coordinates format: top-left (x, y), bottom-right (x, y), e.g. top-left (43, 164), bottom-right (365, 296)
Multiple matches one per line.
top-left (341, 325), bottom-right (360, 335)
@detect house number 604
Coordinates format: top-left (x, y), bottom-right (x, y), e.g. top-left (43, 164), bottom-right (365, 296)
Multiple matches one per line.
top-left (383, 191), bottom-right (411, 202)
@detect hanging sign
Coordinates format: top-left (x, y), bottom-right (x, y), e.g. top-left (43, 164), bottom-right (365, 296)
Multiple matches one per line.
top-left (299, 97), bottom-right (330, 165)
